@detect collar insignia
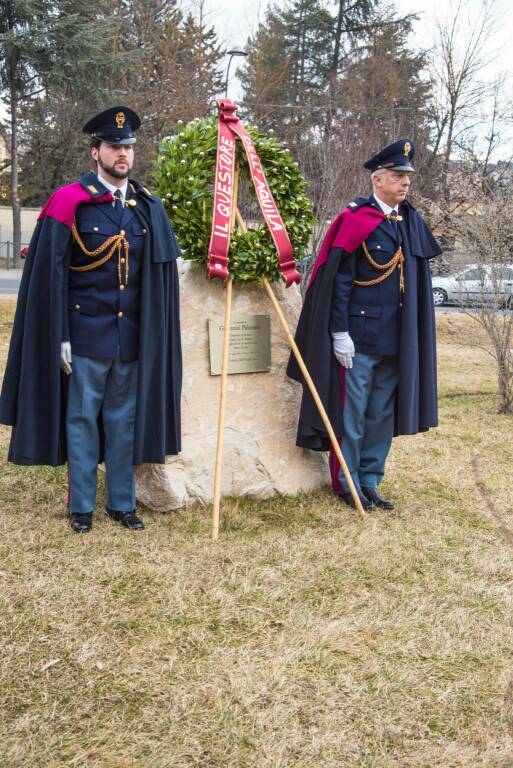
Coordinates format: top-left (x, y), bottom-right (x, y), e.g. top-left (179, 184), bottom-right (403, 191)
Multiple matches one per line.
top-left (115, 111), bottom-right (126, 129)
top-left (126, 199), bottom-right (137, 206)
top-left (87, 184), bottom-right (99, 194)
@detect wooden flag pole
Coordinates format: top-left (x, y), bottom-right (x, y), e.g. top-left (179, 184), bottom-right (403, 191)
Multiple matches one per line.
top-left (234, 208), bottom-right (365, 520)
top-left (211, 278), bottom-right (233, 540)
top-left (211, 170), bottom-right (240, 540)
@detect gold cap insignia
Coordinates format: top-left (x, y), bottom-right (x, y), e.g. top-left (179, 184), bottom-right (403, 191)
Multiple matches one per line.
top-left (403, 142), bottom-right (411, 157)
top-left (115, 111), bottom-right (126, 129)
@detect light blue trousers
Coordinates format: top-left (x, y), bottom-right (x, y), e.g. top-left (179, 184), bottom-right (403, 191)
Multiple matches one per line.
top-left (339, 352), bottom-right (399, 493)
top-left (66, 354), bottom-right (138, 514)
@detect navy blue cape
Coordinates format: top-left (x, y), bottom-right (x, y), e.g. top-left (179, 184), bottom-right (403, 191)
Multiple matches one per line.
top-left (0, 172), bottom-right (182, 466)
top-left (287, 197), bottom-right (441, 451)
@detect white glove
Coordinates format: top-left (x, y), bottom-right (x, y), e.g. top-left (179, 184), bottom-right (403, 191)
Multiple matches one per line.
top-left (60, 342), bottom-right (72, 375)
top-left (332, 331), bottom-right (355, 369)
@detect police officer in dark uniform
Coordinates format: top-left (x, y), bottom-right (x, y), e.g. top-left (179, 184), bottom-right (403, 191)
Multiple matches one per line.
top-left (330, 140), bottom-right (430, 510)
top-left (60, 107), bottom-right (147, 531)
top-left (287, 139), bottom-right (439, 506)
top-left (0, 106), bottom-right (182, 532)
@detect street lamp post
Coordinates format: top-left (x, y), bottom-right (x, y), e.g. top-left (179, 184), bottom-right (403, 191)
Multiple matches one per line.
top-left (224, 49), bottom-right (248, 98)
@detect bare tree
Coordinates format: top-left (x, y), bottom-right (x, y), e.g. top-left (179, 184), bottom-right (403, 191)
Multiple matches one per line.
top-left (296, 126), bottom-right (373, 248)
top-left (457, 75), bottom-right (513, 195)
top-left (440, 189), bottom-right (513, 413)
top-left (428, 0), bottom-right (500, 197)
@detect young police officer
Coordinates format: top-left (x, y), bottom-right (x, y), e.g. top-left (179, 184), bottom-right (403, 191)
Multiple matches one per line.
top-left (0, 107), bottom-right (182, 532)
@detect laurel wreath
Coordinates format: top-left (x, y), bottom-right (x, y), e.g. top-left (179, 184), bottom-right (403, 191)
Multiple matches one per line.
top-left (154, 117), bottom-right (315, 284)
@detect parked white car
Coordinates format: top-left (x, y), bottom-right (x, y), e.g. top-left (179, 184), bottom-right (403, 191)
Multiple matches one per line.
top-left (431, 264), bottom-right (513, 307)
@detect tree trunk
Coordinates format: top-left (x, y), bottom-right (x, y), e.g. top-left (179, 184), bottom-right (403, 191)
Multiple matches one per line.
top-left (496, 351), bottom-right (513, 414)
top-left (10, 82), bottom-right (21, 269)
top-left (325, 0), bottom-right (344, 138)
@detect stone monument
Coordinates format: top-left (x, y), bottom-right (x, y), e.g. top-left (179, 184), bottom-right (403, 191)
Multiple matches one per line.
top-left (135, 261), bottom-right (328, 511)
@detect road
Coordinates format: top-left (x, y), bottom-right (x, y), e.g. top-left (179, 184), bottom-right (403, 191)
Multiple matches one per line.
top-left (0, 269), bottom-right (22, 295)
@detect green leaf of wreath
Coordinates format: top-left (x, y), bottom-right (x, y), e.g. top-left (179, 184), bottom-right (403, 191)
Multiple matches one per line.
top-left (154, 117), bottom-right (315, 284)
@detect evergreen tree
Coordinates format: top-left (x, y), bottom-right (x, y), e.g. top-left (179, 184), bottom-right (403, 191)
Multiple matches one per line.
top-left (325, 0), bottom-right (378, 136)
top-left (239, 0), bottom-right (380, 142)
top-left (336, 17), bottom-right (434, 192)
top-left (0, 0), bottom-right (53, 263)
top-left (240, 3), bottom-right (435, 217)
top-left (2, 1), bottom-right (125, 216)
top-left (17, 0), bottom-right (223, 202)
top-left (338, 19), bottom-right (430, 144)
top-left (240, 0), bottom-right (332, 143)
top-left (116, 0), bottom-right (223, 182)
top-left (238, 14), bottom-right (293, 136)
top-left (19, 1), bottom-right (130, 205)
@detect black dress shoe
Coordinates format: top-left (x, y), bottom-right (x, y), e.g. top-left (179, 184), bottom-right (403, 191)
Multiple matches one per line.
top-left (105, 508), bottom-right (145, 530)
top-left (361, 486), bottom-right (395, 509)
top-left (338, 491), bottom-right (372, 510)
top-left (69, 512), bottom-right (92, 533)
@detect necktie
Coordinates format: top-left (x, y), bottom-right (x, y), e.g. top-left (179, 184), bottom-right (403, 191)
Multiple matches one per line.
top-left (113, 189), bottom-right (124, 221)
top-left (388, 211), bottom-right (402, 245)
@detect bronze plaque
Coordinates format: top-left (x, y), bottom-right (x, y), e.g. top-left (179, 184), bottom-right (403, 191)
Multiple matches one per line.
top-left (208, 313), bottom-right (271, 375)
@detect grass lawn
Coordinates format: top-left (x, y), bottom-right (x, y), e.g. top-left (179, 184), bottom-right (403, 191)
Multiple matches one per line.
top-left (1, 297), bottom-right (513, 767)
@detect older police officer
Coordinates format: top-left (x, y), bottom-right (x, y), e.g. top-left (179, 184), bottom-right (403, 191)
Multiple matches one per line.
top-left (288, 140), bottom-right (440, 510)
top-left (0, 107), bottom-right (182, 532)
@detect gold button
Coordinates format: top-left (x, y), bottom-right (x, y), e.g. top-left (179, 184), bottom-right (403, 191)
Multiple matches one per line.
top-left (120, 229), bottom-right (125, 236)
top-left (75, 304), bottom-right (80, 310)
top-left (142, 228), bottom-right (147, 234)
top-left (120, 285), bottom-right (125, 291)
top-left (360, 310), bottom-right (365, 315)
top-left (118, 311), bottom-right (123, 318)
top-left (120, 257), bottom-right (125, 264)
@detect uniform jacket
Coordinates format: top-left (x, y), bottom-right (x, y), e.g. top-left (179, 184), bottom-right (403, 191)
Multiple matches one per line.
top-left (65, 183), bottom-right (145, 361)
top-left (330, 198), bottom-right (405, 356)
top-left (287, 195), bottom-right (441, 456)
top-left (0, 172), bottom-right (182, 466)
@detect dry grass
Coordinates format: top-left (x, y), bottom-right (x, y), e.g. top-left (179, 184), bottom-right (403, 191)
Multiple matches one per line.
top-left (1, 299), bottom-right (513, 767)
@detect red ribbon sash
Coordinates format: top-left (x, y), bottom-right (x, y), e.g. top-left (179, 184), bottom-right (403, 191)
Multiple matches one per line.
top-left (207, 99), bottom-right (300, 287)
